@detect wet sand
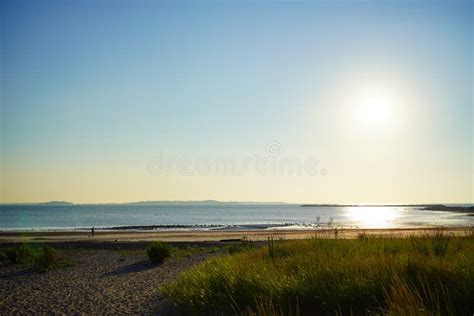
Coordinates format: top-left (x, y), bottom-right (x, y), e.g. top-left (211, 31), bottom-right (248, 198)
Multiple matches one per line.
top-left (0, 227), bottom-right (471, 244)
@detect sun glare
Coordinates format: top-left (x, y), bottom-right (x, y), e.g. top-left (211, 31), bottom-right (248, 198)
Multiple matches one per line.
top-left (345, 206), bottom-right (399, 228)
top-left (356, 87), bottom-right (396, 126)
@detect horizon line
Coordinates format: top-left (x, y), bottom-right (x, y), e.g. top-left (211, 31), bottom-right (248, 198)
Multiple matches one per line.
top-left (1, 200), bottom-right (473, 206)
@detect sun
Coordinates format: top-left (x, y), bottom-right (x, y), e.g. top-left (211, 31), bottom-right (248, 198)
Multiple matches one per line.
top-left (355, 86), bottom-right (396, 126)
top-left (336, 79), bottom-right (409, 135)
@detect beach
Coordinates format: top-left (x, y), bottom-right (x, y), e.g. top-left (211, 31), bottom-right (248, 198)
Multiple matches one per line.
top-left (1, 227), bottom-right (472, 314)
top-left (0, 226), bottom-right (471, 243)
top-left (2, 0), bottom-right (472, 313)
top-left (0, 241), bottom-right (220, 314)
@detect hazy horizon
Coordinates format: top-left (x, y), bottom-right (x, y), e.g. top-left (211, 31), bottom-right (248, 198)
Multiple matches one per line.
top-left (1, 0), bottom-right (473, 204)
top-left (1, 199), bottom-right (473, 206)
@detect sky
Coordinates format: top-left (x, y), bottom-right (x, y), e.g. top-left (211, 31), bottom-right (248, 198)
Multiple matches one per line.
top-left (1, 0), bottom-right (472, 204)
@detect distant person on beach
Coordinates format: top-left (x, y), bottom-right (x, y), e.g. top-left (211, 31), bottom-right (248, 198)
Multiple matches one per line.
top-left (91, 227), bottom-right (95, 237)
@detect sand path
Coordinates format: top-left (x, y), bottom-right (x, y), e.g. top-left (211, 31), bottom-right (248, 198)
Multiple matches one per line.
top-left (0, 247), bottom-right (214, 314)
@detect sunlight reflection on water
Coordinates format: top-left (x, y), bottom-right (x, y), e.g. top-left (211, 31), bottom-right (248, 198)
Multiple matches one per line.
top-left (344, 207), bottom-right (400, 228)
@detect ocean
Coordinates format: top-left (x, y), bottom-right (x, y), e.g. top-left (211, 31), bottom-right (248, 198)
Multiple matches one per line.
top-left (0, 204), bottom-right (472, 231)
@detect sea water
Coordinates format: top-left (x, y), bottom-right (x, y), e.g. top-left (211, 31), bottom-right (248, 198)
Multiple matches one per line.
top-left (0, 204), bottom-right (472, 231)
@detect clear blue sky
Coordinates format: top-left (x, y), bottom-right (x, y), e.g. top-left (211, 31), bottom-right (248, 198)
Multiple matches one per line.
top-left (1, 0), bottom-right (472, 203)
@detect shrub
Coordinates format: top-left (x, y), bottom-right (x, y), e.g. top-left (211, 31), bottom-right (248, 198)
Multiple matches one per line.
top-left (2, 244), bottom-right (61, 272)
top-left (4, 244), bottom-right (34, 264)
top-left (147, 241), bottom-right (171, 264)
top-left (0, 249), bottom-right (7, 262)
top-left (32, 246), bottom-right (58, 273)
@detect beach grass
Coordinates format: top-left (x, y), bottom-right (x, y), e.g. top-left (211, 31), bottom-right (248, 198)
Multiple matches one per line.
top-left (0, 244), bottom-right (73, 272)
top-left (147, 241), bottom-right (172, 264)
top-left (226, 238), bottom-right (256, 254)
top-left (162, 232), bottom-right (474, 315)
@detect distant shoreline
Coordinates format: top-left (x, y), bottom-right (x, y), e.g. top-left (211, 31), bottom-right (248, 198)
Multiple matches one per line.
top-left (0, 200), bottom-right (289, 206)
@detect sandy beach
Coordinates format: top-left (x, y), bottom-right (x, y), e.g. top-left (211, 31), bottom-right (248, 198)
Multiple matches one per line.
top-left (0, 241), bottom-right (221, 314)
top-left (0, 227), bottom-right (471, 243)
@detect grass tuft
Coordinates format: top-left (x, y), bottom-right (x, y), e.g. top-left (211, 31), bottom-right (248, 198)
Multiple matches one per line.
top-left (32, 246), bottom-right (58, 273)
top-left (227, 238), bottom-right (255, 254)
top-left (4, 244), bottom-right (34, 264)
top-left (147, 241), bottom-right (171, 264)
top-left (1, 244), bottom-right (64, 273)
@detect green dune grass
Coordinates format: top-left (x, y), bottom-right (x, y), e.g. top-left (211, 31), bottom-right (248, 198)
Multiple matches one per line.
top-left (162, 232), bottom-right (474, 315)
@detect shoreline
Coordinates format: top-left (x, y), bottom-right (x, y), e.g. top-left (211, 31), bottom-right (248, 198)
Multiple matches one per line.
top-left (0, 226), bottom-right (471, 244)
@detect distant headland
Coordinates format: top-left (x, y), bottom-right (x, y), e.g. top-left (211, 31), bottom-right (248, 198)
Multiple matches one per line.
top-left (0, 200), bottom-right (287, 206)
